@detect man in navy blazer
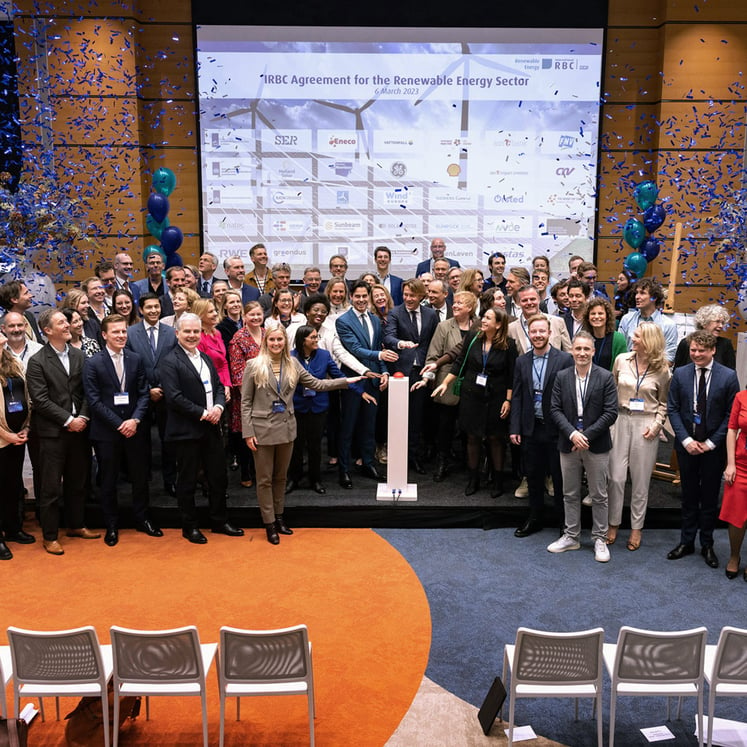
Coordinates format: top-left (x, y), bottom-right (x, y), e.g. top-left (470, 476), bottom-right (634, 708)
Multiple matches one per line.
top-left (510, 314), bottom-right (573, 537)
top-left (83, 315), bottom-right (160, 546)
top-left (384, 278), bottom-right (438, 473)
top-left (159, 312), bottom-right (244, 543)
top-left (549, 330), bottom-right (618, 562)
top-left (667, 330), bottom-right (740, 568)
top-left (126, 293), bottom-right (178, 493)
top-left (373, 246), bottom-right (404, 305)
top-left (335, 280), bottom-right (397, 488)
top-left (415, 237), bottom-right (460, 278)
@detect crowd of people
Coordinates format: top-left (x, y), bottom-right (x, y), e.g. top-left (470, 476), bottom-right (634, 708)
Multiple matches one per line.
top-left (0, 239), bottom-right (744, 576)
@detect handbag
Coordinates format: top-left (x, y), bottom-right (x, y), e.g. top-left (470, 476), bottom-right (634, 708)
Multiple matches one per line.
top-left (452, 333), bottom-right (479, 396)
top-left (0, 719), bottom-right (29, 747)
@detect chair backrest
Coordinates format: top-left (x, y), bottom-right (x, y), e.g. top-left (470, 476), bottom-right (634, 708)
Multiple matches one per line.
top-left (513, 627), bottom-right (604, 687)
top-left (613, 626), bottom-right (707, 684)
top-left (219, 625), bottom-right (310, 685)
top-left (7, 626), bottom-right (105, 685)
top-left (711, 626), bottom-right (747, 684)
top-left (110, 625), bottom-right (204, 684)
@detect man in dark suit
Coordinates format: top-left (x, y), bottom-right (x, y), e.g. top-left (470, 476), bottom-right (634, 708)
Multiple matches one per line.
top-left (549, 330), bottom-right (618, 562)
top-left (133, 251), bottom-right (166, 298)
top-left (223, 255), bottom-right (261, 306)
top-left (159, 312), bottom-right (244, 544)
top-left (113, 252), bottom-right (140, 305)
top-left (667, 331), bottom-right (740, 568)
top-left (126, 293), bottom-right (178, 493)
top-left (159, 265), bottom-right (188, 318)
top-left (335, 280), bottom-right (397, 488)
top-left (423, 280), bottom-right (452, 323)
top-left (384, 278), bottom-right (438, 473)
top-left (26, 309), bottom-right (101, 555)
top-left (563, 278), bottom-right (591, 341)
top-left (197, 252), bottom-right (219, 297)
top-left (483, 251), bottom-right (508, 294)
top-left (510, 314), bottom-right (573, 537)
top-left (374, 246), bottom-right (404, 305)
top-left (83, 315), bottom-right (161, 546)
top-left (415, 237), bottom-right (460, 278)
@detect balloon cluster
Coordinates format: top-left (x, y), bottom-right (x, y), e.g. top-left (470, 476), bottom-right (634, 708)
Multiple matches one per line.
top-left (622, 181), bottom-right (667, 277)
top-left (142, 168), bottom-right (184, 268)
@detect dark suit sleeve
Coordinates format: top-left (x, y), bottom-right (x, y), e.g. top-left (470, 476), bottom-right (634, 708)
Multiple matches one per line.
top-left (26, 353), bottom-right (74, 427)
top-left (580, 369), bottom-right (618, 442)
top-left (133, 356), bottom-right (150, 421)
top-left (667, 370), bottom-right (689, 445)
top-left (550, 372), bottom-right (575, 439)
top-left (336, 314), bottom-right (385, 373)
top-left (383, 307), bottom-right (403, 351)
top-left (510, 356), bottom-right (526, 435)
top-left (83, 356), bottom-right (123, 432)
top-left (160, 355), bottom-right (206, 422)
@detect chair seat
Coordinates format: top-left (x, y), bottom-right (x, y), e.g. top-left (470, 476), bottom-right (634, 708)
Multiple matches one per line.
top-left (514, 683), bottom-right (599, 697)
top-left (19, 683), bottom-right (107, 697)
top-left (225, 682), bottom-right (309, 696)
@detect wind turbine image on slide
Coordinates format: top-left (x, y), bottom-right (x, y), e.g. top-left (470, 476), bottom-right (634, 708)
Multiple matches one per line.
top-left (218, 68), bottom-right (277, 132)
top-left (415, 43), bottom-right (527, 190)
top-left (312, 96), bottom-right (379, 161)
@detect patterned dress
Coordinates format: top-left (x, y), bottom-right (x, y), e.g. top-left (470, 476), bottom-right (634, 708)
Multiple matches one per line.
top-left (228, 326), bottom-right (264, 433)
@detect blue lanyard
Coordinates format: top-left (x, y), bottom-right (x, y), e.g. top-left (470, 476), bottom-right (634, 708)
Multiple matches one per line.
top-left (276, 360), bottom-right (283, 395)
top-left (593, 335), bottom-right (606, 365)
top-left (633, 355), bottom-right (649, 396)
top-left (532, 353), bottom-right (547, 389)
top-left (481, 342), bottom-right (490, 373)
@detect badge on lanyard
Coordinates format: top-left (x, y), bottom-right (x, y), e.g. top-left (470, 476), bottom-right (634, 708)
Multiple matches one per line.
top-left (7, 399), bottom-right (23, 413)
top-left (576, 418), bottom-right (584, 431)
top-left (272, 399), bottom-right (287, 413)
top-left (475, 373), bottom-right (488, 387)
top-left (629, 397), bottom-right (644, 411)
top-left (534, 389), bottom-right (543, 405)
top-left (114, 393), bottom-right (130, 406)
top-left (303, 387), bottom-right (316, 398)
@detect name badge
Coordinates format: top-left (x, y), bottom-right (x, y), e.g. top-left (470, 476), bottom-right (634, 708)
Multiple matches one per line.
top-left (533, 389), bottom-right (543, 405)
top-left (303, 387), bottom-right (317, 398)
top-left (475, 373), bottom-right (488, 387)
top-left (114, 393), bottom-right (130, 406)
top-left (7, 400), bottom-right (23, 413)
top-left (629, 397), bottom-right (645, 412)
top-left (693, 412), bottom-right (702, 425)
top-left (576, 418), bottom-right (584, 431)
top-left (271, 399), bottom-right (287, 413)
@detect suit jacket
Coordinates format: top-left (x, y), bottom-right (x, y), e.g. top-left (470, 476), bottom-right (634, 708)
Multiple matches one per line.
top-left (387, 275), bottom-right (404, 306)
top-left (126, 321), bottom-right (177, 389)
top-left (26, 343), bottom-right (90, 437)
top-left (335, 308), bottom-right (388, 387)
top-left (415, 257), bottom-right (459, 277)
top-left (116, 279), bottom-right (140, 305)
top-left (133, 276), bottom-right (165, 298)
top-left (383, 303), bottom-right (439, 377)
top-left (242, 357), bottom-right (348, 444)
top-left (550, 363), bottom-right (618, 453)
top-left (159, 345), bottom-right (226, 441)
top-left (511, 346), bottom-right (574, 438)
top-left (509, 314), bottom-right (572, 355)
top-left (83, 348), bottom-right (149, 441)
top-left (159, 292), bottom-right (175, 318)
top-left (236, 283), bottom-right (261, 305)
top-left (423, 300), bottom-right (453, 323)
top-left (668, 361), bottom-right (739, 450)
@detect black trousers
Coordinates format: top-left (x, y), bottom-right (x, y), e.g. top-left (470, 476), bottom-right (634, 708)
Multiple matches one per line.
top-left (0, 442), bottom-right (25, 536)
top-left (289, 411), bottom-right (327, 484)
top-left (523, 420), bottom-right (563, 520)
top-left (677, 444), bottom-right (725, 548)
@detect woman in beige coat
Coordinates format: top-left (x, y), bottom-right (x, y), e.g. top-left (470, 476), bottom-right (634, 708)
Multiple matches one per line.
top-left (241, 327), bottom-right (361, 544)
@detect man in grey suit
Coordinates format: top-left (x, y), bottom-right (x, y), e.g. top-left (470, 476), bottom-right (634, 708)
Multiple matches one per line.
top-left (548, 330), bottom-right (618, 562)
top-left (26, 309), bottom-right (100, 555)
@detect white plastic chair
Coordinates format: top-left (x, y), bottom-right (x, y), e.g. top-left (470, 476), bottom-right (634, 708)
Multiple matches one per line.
top-left (109, 625), bottom-right (216, 747)
top-left (217, 624), bottom-right (315, 747)
top-left (0, 644), bottom-right (13, 717)
top-left (704, 626), bottom-right (747, 747)
top-left (604, 625), bottom-right (707, 747)
top-left (501, 627), bottom-right (604, 747)
top-left (6, 625), bottom-right (112, 746)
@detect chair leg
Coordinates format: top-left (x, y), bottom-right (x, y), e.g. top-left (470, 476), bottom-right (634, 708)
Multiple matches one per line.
top-left (236, 696), bottom-right (240, 721)
top-left (219, 694), bottom-right (225, 747)
top-left (201, 692), bottom-right (209, 747)
top-left (707, 691), bottom-right (715, 747)
top-left (697, 690), bottom-right (704, 747)
top-left (55, 696), bottom-right (60, 721)
top-left (38, 697), bottom-right (44, 721)
top-left (609, 691), bottom-right (617, 747)
top-left (508, 694), bottom-right (516, 747)
top-left (596, 694), bottom-right (603, 747)
top-left (676, 695), bottom-right (683, 720)
top-left (101, 691), bottom-right (110, 747)
top-left (574, 698), bottom-right (579, 720)
top-left (113, 688), bottom-right (120, 747)
top-left (145, 695), bottom-right (150, 720)
top-left (308, 691), bottom-right (315, 747)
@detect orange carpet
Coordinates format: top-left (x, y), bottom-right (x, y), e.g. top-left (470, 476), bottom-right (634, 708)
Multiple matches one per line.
top-left (1, 527), bottom-right (431, 745)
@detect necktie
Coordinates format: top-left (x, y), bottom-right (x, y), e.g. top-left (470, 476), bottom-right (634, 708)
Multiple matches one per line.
top-left (114, 352), bottom-right (124, 390)
top-left (148, 326), bottom-right (157, 356)
top-left (360, 313), bottom-right (371, 345)
top-left (202, 280), bottom-right (209, 295)
top-left (694, 367), bottom-right (707, 441)
top-left (410, 310), bottom-right (419, 335)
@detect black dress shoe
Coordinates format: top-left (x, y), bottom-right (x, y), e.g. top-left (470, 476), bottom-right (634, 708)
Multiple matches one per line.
top-left (211, 522), bottom-right (244, 537)
top-left (265, 523), bottom-right (280, 545)
top-left (5, 530), bottom-right (35, 544)
top-left (164, 483), bottom-right (177, 497)
top-left (667, 543), bottom-right (695, 560)
top-left (313, 482), bottom-right (327, 494)
top-left (361, 464), bottom-right (380, 480)
top-left (275, 515), bottom-right (293, 535)
top-left (136, 520), bottom-right (163, 537)
top-left (0, 541), bottom-right (12, 560)
top-left (409, 459), bottom-right (426, 475)
top-left (182, 527), bottom-right (207, 544)
top-left (701, 546), bottom-right (719, 568)
top-left (339, 472), bottom-right (353, 489)
top-left (285, 479), bottom-right (298, 495)
top-left (514, 517), bottom-right (543, 538)
top-left (104, 529), bottom-right (119, 547)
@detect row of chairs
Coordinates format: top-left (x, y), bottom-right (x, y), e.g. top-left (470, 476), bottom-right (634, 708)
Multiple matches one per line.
top-left (502, 624), bottom-right (747, 747)
top-left (0, 623), bottom-right (315, 747)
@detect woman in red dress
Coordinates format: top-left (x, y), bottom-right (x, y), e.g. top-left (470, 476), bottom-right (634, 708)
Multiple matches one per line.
top-left (721, 389), bottom-right (747, 580)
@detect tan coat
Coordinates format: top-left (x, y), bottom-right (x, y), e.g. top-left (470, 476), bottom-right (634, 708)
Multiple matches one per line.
top-left (508, 314), bottom-right (572, 355)
top-left (426, 318), bottom-right (467, 407)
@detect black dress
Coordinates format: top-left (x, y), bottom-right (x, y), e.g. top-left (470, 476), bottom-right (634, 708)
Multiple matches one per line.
top-left (451, 333), bottom-right (517, 438)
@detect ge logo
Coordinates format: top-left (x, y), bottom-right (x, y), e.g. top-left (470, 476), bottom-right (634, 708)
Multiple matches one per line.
top-left (391, 161), bottom-right (407, 178)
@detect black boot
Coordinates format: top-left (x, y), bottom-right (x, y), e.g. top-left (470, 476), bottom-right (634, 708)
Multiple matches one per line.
top-left (265, 523), bottom-right (280, 545)
top-left (465, 470), bottom-right (480, 496)
top-left (490, 474), bottom-right (504, 499)
top-left (433, 455), bottom-right (448, 483)
top-left (275, 515), bottom-right (293, 535)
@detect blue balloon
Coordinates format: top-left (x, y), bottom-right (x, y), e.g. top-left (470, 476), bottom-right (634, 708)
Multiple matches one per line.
top-left (161, 225), bottom-right (183, 254)
top-left (624, 252), bottom-right (648, 277)
top-left (634, 181), bottom-right (659, 211)
top-left (152, 167), bottom-right (177, 196)
top-left (165, 252), bottom-right (183, 269)
top-left (147, 193), bottom-right (170, 223)
top-left (643, 204), bottom-right (666, 233)
top-left (142, 244), bottom-right (166, 264)
top-left (623, 218), bottom-right (645, 250)
top-left (146, 214), bottom-right (170, 240)
top-left (640, 237), bottom-right (661, 262)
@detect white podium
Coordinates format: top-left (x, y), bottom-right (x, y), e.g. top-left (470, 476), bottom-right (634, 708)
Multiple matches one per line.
top-left (376, 374), bottom-right (418, 501)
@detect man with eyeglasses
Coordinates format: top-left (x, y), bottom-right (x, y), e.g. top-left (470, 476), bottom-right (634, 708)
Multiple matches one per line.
top-left (415, 237), bottom-right (460, 277)
top-left (576, 261), bottom-right (609, 300)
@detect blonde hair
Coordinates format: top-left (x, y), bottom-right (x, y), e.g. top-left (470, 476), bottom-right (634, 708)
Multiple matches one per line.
top-left (635, 322), bottom-right (667, 372)
top-left (60, 288), bottom-right (88, 315)
top-left (220, 290), bottom-right (243, 317)
top-left (0, 346), bottom-right (24, 388)
top-left (191, 298), bottom-right (218, 328)
top-left (250, 327), bottom-right (298, 389)
top-left (175, 287), bottom-right (200, 310)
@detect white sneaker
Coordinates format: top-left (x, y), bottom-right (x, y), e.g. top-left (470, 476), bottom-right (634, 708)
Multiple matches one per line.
top-left (547, 535), bottom-right (581, 553)
top-left (582, 495), bottom-right (593, 506)
top-left (594, 538), bottom-right (611, 563)
top-left (514, 478), bottom-right (529, 498)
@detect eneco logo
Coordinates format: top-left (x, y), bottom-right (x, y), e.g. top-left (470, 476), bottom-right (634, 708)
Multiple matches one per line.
top-left (328, 136), bottom-right (357, 148)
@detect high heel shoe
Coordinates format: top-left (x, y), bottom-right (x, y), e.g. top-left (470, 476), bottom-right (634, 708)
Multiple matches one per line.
top-left (725, 556), bottom-right (741, 579)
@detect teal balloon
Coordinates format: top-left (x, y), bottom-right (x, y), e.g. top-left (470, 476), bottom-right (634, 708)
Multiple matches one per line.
top-left (623, 218), bottom-right (646, 250)
top-left (624, 252), bottom-right (648, 277)
top-left (152, 167), bottom-right (177, 196)
top-left (634, 180), bottom-right (659, 210)
top-left (640, 237), bottom-right (661, 262)
top-left (142, 245), bottom-right (166, 264)
top-left (146, 214), bottom-right (170, 240)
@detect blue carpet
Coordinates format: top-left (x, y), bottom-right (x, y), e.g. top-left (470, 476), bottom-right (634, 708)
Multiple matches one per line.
top-left (378, 527), bottom-right (747, 746)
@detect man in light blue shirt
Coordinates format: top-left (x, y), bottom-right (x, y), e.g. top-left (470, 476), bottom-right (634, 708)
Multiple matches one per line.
top-left (619, 278), bottom-right (678, 363)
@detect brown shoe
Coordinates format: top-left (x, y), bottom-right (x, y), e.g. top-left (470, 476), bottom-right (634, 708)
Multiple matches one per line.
top-left (43, 540), bottom-right (65, 555)
top-left (66, 527), bottom-right (101, 540)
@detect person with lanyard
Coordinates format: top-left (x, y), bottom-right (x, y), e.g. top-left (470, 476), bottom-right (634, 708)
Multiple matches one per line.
top-left (607, 322), bottom-right (671, 550)
top-left (241, 327), bottom-right (362, 543)
top-left (582, 297), bottom-right (627, 371)
top-left (548, 330), bottom-right (618, 563)
top-left (83, 314), bottom-right (161, 546)
top-left (432, 307), bottom-right (516, 498)
top-left (264, 288), bottom-right (306, 341)
top-left (2, 311), bottom-right (42, 371)
top-left (245, 243), bottom-right (274, 295)
top-left (507, 285), bottom-right (572, 355)
top-left (509, 314), bottom-right (573, 538)
top-left (666, 330), bottom-right (739, 568)
top-left (563, 278), bottom-right (591, 341)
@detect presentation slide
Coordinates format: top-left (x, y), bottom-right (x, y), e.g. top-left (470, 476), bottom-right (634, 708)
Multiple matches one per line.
top-left (196, 27), bottom-right (604, 277)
